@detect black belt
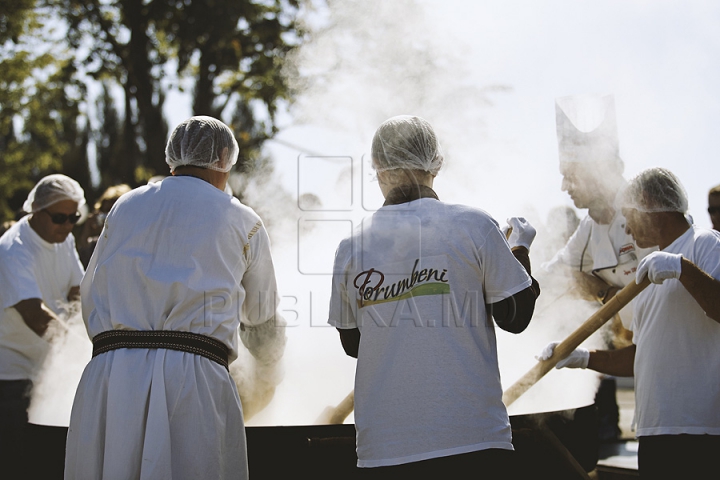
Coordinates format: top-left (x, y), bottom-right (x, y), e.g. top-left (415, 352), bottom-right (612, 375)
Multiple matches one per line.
top-left (92, 330), bottom-right (229, 370)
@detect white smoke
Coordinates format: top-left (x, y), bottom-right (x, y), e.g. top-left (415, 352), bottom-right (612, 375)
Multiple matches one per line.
top-left (27, 301), bottom-right (289, 425)
top-left (28, 301), bottom-right (91, 426)
top-left (239, 0), bottom-right (612, 425)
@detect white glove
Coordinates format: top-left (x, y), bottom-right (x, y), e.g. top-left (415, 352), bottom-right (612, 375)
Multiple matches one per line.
top-left (536, 341), bottom-right (589, 369)
top-left (636, 251), bottom-right (682, 284)
top-left (502, 217), bottom-right (536, 250)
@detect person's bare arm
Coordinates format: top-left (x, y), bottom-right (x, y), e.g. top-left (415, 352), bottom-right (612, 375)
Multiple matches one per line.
top-left (679, 258), bottom-right (720, 323)
top-left (587, 344), bottom-right (636, 377)
top-left (13, 298), bottom-right (58, 337)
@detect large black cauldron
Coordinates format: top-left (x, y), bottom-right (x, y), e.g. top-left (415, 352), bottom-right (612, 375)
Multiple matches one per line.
top-left (26, 404), bottom-right (597, 479)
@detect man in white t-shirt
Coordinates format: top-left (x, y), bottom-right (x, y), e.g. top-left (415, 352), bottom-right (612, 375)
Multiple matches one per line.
top-left (540, 167), bottom-right (720, 479)
top-left (329, 116), bottom-right (540, 478)
top-left (0, 174), bottom-right (86, 477)
top-left (65, 116), bottom-right (285, 479)
top-left (544, 94), bottom-right (655, 441)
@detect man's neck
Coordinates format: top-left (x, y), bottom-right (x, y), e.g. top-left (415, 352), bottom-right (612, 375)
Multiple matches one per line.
top-left (383, 184), bottom-right (438, 206)
top-left (588, 204), bottom-right (615, 225)
top-left (172, 166), bottom-right (227, 191)
top-left (657, 213), bottom-right (691, 250)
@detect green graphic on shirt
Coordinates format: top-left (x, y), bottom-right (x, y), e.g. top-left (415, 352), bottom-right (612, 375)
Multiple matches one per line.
top-left (353, 258), bottom-right (450, 308)
top-left (358, 282), bottom-right (450, 308)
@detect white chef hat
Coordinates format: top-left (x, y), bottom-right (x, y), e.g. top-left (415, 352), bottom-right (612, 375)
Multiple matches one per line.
top-left (618, 167), bottom-right (688, 213)
top-left (165, 116), bottom-right (239, 173)
top-left (555, 94), bottom-right (623, 173)
top-left (22, 174), bottom-right (86, 213)
top-left (371, 115), bottom-right (444, 175)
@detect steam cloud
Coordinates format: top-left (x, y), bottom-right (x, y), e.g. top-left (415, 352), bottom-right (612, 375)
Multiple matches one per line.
top-left (28, 301), bottom-right (90, 426)
top-left (265, 0), bottom-right (607, 422)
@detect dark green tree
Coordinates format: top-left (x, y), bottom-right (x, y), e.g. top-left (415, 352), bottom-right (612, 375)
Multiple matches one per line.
top-left (0, 1), bottom-right (90, 220)
top-left (94, 82), bottom-right (132, 190)
top-left (0, 0), bottom-right (304, 221)
top-left (54, 0), bottom-right (303, 181)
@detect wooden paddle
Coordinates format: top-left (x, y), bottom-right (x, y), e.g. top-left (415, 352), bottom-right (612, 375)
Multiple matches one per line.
top-left (316, 390), bottom-right (354, 425)
top-left (502, 277), bottom-right (650, 407)
top-left (318, 277), bottom-right (650, 422)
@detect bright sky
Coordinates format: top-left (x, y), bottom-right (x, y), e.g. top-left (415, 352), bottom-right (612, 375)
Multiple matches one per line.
top-left (261, 0), bottom-right (720, 229)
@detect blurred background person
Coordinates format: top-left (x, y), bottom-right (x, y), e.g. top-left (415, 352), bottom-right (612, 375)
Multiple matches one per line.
top-left (543, 94), bottom-right (656, 442)
top-left (0, 174), bottom-right (85, 478)
top-left (76, 184), bottom-right (131, 268)
top-left (540, 167), bottom-right (720, 479)
top-left (708, 184), bottom-right (720, 231)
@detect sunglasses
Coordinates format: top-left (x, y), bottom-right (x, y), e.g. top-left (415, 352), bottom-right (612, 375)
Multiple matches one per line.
top-left (709, 207), bottom-right (720, 215)
top-left (41, 210), bottom-right (82, 225)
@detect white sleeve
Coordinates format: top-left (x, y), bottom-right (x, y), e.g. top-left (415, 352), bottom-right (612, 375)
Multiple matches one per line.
top-left (0, 248), bottom-right (42, 309)
top-left (479, 223), bottom-right (532, 303)
top-left (328, 240), bottom-right (357, 329)
top-left (693, 231), bottom-right (720, 281)
top-left (543, 216), bottom-right (593, 273)
top-left (241, 223), bottom-right (280, 326)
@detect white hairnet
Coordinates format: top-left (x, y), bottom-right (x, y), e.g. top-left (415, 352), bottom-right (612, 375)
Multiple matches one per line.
top-left (618, 167), bottom-right (688, 213)
top-left (165, 116), bottom-right (239, 173)
top-left (371, 115), bottom-right (444, 175)
top-left (22, 174), bottom-right (86, 213)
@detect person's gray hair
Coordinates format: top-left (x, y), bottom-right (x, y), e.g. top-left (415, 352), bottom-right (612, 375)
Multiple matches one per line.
top-left (619, 167), bottom-right (688, 213)
top-left (22, 174), bottom-right (86, 213)
top-left (371, 115), bottom-right (444, 175)
top-left (165, 116), bottom-right (239, 173)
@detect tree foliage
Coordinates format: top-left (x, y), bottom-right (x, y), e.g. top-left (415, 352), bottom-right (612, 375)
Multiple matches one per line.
top-left (0, 1), bottom-right (90, 220)
top-left (55, 0), bottom-right (302, 183)
top-left (0, 0), bottom-right (304, 221)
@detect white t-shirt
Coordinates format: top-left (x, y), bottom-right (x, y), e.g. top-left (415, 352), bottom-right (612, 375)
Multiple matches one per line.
top-left (65, 176), bottom-right (279, 480)
top-left (631, 226), bottom-right (720, 437)
top-left (545, 212), bottom-right (655, 287)
top-left (328, 198), bottom-right (532, 468)
top-left (0, 216), bottom-right (84, 380)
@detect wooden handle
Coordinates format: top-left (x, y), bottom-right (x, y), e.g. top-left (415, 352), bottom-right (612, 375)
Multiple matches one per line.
top-left (502, 277), bottom-right (650, 407)
top-left (316, 390), bottom-right (355, 424)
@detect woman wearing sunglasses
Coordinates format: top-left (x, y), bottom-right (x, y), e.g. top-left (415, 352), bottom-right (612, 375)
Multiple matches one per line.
top-left (0, 174), bottom-right (86, 477)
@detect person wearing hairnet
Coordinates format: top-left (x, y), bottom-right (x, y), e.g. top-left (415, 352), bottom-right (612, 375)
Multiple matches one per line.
top-left (65, 116), bottom-right (285, 479)
top-left (328, 115), bottom-right (540, 478)
top-left (0, 174), bottom-right (86, 477)
top-left (544, 94), bottom-right (656, 442)
top-left (539, 167), bottom-right (720, 479)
